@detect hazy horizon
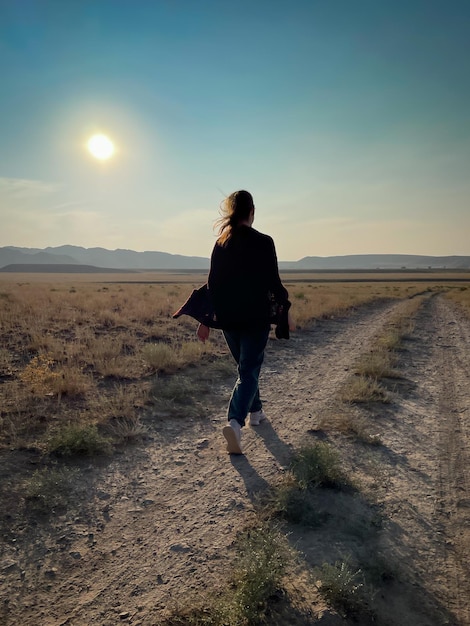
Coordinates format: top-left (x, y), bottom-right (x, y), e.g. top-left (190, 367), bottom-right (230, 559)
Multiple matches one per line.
top-left (2, 243), bottom-right (470, 267)
top-left (1, 1), bottom-right (469, 259)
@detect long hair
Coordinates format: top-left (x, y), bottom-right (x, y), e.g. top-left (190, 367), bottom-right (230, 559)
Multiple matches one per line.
top-left (214, 190), bottom-right (254, 246)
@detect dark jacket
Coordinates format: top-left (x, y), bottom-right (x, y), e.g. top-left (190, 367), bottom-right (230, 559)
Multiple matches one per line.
top-left (208, 225), bottom-right (289, 331)
top-left (172, 284), bottom-right (221, 329)
top-left (172, 284), bottom-right (291, 339)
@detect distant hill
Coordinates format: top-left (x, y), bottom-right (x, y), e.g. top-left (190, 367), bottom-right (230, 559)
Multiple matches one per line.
top-left (0, 245), bottom-right (210, 270)
top-left (0, 247), bottom-right (78, 267)
top-left (280, 254), bottom-right (470, 270)
top-left (0, 246), bottom-right (469, 270)
top-left (0, 264), bottom-right (137, 273)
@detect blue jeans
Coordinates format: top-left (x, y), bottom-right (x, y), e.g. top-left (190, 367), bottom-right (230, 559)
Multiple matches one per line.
top-left (223, 325), bottom-right (270, 427)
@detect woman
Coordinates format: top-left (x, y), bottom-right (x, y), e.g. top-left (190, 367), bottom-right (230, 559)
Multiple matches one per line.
top-left (197, 190), bottom-right (290, 454)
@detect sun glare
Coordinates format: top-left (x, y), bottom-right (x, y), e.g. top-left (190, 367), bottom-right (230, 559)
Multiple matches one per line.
top-left (87, 134), bottom-right (115, 160)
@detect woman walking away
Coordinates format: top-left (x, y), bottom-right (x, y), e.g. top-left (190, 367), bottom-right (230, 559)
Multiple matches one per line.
top-left (197, 190), bottom-right (291, 455)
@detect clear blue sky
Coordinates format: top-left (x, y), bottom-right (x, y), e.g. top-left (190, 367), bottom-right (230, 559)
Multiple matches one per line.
top-left (1, 0), bottom-right (469, 260)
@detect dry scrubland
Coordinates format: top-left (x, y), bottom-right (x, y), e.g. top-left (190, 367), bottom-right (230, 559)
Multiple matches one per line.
top-left (0, 274), bottom-right (469, 625)
top-left (0, 277), bottom-right (441, 453)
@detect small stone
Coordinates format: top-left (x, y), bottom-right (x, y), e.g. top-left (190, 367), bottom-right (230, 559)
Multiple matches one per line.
top-left (169, 544), bottom-right (191, 553)
top-left (142, 499), bottom-right (155, 506)
top-left (69, 552), bottom-right (81, 560)
top-left (119, 611), bottom-right (130, 619)
top-left (45, 568), bottom-right (57, 578)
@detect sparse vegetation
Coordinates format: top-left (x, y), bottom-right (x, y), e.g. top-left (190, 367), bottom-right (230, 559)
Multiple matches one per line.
top-left (0, 278), bottom-right (439, 451)
top-left (354, 348), bottom-right (400, 380)
top-left (161, 524), bottom-right (290, 626)
top-left (316, 558), bottom-right (370, 618)
top-left (142, 339), bottom-right (206, 373)
top-left (321, 411), bottom-right (382, 445)
top-left (223, 525), bottom-right (289, 624)
top-left (24, 466), bottom-right (82, 513)
top-left (290, 442), bottom-right (351, 489)
top-left (262, 473), bottom-right (329, 527)
top-left (46, 423), bottom-right (113, 456)
top-left (151, 373), bottom-right (209, 418)
top-left (340, 375), bottom-right (391, 404)
top-left (106, 415), bottom-right (147, 442)
top-left (445, 284), bottom-right (470, 315)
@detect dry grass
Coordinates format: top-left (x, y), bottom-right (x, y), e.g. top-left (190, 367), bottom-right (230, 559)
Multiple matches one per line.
top-left (106, 415), bottom-right (147, 442)
top-left (287, 282), bottom-right (432, 328)
top-left (23, 466), bottom-right (82, 514)
top-left (445, 284), bottom-right (470, 315)
top-left (320, 411), bottom-right (382, 445)
top-left (0, 281), bottom-right (228, 450)
top-left (0, 279), bottom-right (447, 452)
top-left (354, 349), bottom-right (399, 380)
top-left (340, 375), bottom-right (391, 404)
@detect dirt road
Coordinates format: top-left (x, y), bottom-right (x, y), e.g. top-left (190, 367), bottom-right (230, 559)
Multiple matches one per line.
top-left (1, 294), bottom-right (468, 625)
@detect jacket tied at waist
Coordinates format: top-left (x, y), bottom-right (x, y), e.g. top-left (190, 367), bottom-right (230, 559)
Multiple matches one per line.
top-left (172, 284), bottom-right (291, 339)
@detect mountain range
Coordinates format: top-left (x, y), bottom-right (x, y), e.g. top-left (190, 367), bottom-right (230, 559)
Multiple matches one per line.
top-left (0, 246), bottom-right (469, 271)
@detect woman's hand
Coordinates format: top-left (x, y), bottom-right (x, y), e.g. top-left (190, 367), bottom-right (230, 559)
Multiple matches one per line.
top-left (196, 323), bottom-right (210, 343)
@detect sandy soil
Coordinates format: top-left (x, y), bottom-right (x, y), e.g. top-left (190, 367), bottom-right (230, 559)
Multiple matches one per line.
top-left (0, 294), bottom-right (468, 625)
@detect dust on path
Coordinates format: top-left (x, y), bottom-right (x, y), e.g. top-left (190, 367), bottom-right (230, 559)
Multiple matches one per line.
top-left (1, 295), bottom-right (469, 625)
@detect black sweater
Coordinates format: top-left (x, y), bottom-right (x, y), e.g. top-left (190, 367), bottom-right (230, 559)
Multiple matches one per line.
top-left (208, 225), bottom-right (289, 330)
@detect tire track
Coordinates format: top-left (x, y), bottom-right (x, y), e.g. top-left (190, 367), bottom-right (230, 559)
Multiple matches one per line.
top-left (379, 295), bottom-right (470, 626)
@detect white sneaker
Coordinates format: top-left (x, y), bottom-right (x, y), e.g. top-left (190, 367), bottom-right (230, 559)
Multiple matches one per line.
top-left (249, 410), bottom-right (267, 426)
top-left (222, 419), bottom-right (243, 454)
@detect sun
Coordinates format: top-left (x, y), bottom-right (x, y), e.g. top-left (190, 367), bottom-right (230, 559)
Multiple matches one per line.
top-left (87, 134), bottom-right (115, 160)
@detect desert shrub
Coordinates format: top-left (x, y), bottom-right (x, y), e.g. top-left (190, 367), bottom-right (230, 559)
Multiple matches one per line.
top-left (106, 415), bottom-right (147, 442)
top-left (24, 466), bottom-right (81, 513)
top-left (48, 366), bottom-right (93, 398)
top-left (317, 558), bottom-right (369, 618)
top-left (377, 328), bottom-right (402, 350)
top-left (160, 525), bottom-right (290, 626)
top-left (355, 349), bottom-right (399, 380)
top-left (340, 375), bottom-right (390, 404)
top-left (47, 423), bottom-right (113, 456)
top-left (20, 355), bottom-right (91, 398)
top-left (219, 525), bottom-right (289, 625)
top-left (20, 354), bottom-right (61, 395)
top-left (290, 442), bottom-right (351, 489)
top-left (142, 342), bottom-right (179, 372)
top-left (264, 476), bottom-right (328, 527)
top-left (178, 341), bottom-right (205, 365)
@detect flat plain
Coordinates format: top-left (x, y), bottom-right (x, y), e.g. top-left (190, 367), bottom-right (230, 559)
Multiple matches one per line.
top-left (0, 271), bottom-right (469, 625)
